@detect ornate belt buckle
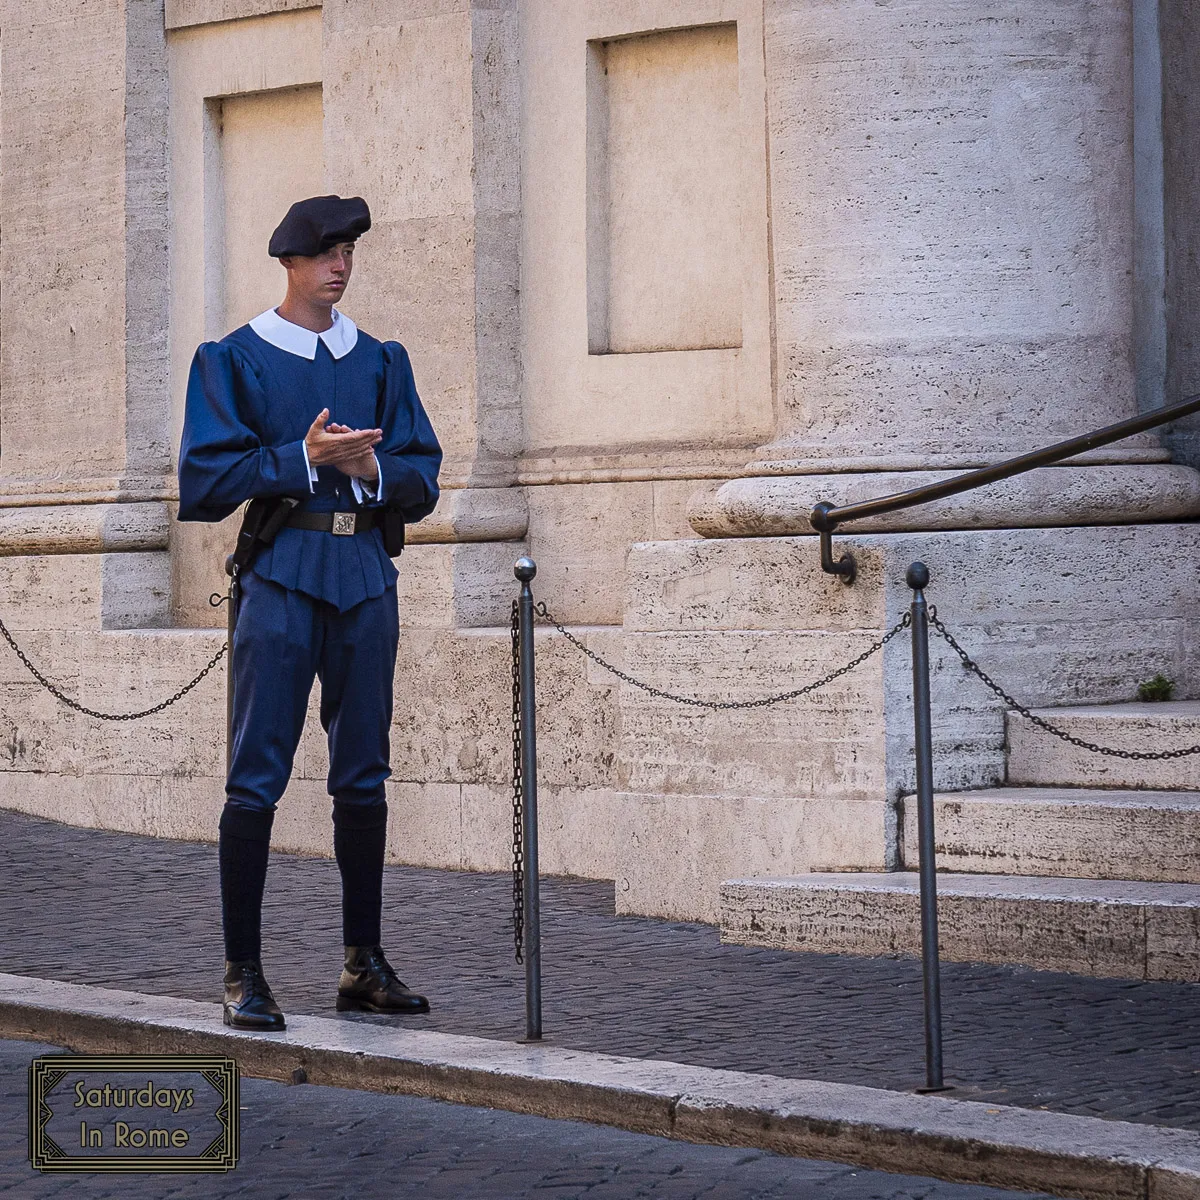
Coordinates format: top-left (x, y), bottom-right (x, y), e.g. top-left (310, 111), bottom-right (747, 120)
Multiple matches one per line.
top-left (332, 512), bottom-right (356, 536)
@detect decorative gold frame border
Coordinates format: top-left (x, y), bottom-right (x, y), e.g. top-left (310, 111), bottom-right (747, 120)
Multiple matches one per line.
top-left (28, 1054), bottom-right (239, 1173)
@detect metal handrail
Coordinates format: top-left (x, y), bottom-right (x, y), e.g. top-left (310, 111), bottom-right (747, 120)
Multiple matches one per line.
top-left (810, 392), bottom-right (1200, 583)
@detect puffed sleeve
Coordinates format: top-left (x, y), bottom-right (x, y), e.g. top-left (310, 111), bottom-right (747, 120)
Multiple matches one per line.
top-left (373, 342), bottom-right (443, 523)
top-left (177, 341), bottom-right (313, 522)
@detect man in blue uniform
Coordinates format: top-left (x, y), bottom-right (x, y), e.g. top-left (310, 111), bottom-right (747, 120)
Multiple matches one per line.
top-left (178, 195), bottom-right (442, 1031)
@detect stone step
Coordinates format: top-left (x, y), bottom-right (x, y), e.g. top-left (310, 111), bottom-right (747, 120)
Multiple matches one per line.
top-left (1006, 701), bottom-right (1200, 791)
top-left (719, 872), bottom-right (1200, 981)
top-left (900, 786), bottom-right (1200, 884)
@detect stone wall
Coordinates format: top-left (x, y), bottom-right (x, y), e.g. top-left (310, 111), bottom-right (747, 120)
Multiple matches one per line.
top-left (0, 0), bottom-right (1197, 930)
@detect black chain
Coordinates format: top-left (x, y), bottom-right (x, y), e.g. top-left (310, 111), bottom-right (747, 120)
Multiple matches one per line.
top-left (533, 603), bottom-right (912, 710)
top-left (510, 599), bottom-right (525, 963)
top-left (0, 613), bottom-right (226, 721)
top-left (928, 607), bottom-right (1200, 761)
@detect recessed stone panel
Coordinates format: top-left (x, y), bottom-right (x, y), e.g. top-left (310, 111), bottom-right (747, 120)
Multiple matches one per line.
top-left (216, 84), bottom-right (324, 332)
top-left (587, 24), bottom-right (742, 355)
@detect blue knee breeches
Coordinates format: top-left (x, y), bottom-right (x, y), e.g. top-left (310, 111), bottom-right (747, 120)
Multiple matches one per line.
top-left (225, 570), bottom-right (400, 814)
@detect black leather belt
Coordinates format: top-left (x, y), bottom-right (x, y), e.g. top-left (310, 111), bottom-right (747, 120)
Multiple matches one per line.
top-left (285, 510), bottom-right (377, 536)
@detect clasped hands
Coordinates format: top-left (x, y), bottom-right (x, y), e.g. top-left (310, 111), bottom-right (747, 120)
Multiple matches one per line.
top-left (305, 408), bottom-right (381, 482)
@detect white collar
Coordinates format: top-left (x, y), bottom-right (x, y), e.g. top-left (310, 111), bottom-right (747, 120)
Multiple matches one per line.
top-left (248, 307), bottom-right (358, 360)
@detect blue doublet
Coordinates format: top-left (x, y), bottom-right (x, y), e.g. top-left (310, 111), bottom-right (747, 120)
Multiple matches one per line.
top-left (178, 311), bottom-right (442, 814)
top-left (179, 319), bottom-right (441, 612)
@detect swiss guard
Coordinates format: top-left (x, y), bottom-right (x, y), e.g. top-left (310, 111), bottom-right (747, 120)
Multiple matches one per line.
top-left (178, 195), bottom-right (443, 1031)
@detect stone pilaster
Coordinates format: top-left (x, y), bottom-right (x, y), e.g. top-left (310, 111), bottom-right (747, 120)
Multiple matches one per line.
top-left (0, 0), bottom-right (171, 621)
top-left (322, 0), bottom-right (526, 544)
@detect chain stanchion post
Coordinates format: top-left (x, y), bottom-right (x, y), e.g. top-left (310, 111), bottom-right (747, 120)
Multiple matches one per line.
top-left (907, 561), bottom-right (947, 1094)
top-left (515, 556), bottom-right (543, 1042)
top-left (224, 556), bottom-right (238, 775)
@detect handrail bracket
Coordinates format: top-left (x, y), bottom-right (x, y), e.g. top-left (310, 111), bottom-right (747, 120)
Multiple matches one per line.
top-left (812, 502), bottom-right (857, 585)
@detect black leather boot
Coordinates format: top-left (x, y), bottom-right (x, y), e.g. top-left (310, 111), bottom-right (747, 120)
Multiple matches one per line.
top-left (336, 946), bottom-right (429, 1014)
top-left (223, 959), bottom-right (286, 1031)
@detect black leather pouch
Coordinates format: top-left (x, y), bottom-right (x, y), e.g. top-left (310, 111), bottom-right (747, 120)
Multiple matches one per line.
top-left (230, 496), bottom-right (300, 574)
top-left (381, 508), bottom-right (406, 557)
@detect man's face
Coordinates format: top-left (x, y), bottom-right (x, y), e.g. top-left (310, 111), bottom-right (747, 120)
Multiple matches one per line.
top-left (280, 242), bottom-right (355, 305)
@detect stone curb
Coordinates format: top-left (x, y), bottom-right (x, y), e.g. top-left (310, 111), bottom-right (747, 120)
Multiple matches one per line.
top-left (2, 973), bottom-right (1197, 1200)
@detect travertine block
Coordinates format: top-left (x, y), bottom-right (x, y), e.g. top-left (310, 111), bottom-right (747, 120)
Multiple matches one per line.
top-left (385, 625), bottom-right (617, 793)
top-left (156, 776), bottom-right (227, 843)
top-left (527, 629), bottom-right (620, 790)
top-left (0, 629), bottom-right (86, 775)
top-left (394, 542), bottom-right (524, 629)
top-left (2, 4), bottom-right (127, 479)
top-left (324, 13), bottom-right (473, 222)
top-left (0, 771), bottom-right (223, 846)
top-left (536, 788), bottom-right (628, 882)
top-left (388, 628), bottom-right (511, 786)
top-left (0, 503), bottom-right (168, 558)
top-left (902, 788), bottom-right (1200, 884)
top-left (1008, 702), bottom-right (1200, 791)
top-left (460, 782), bottom-right (511, 873)
top-left (0, 772), bottom-right (166, 839)
top-left (526, 482), bottom-right (654, 626)
top-left (523, 480), bottom-right (717, 625)
top-left (651, 480), bottom-right (709, 543)
top-left (0, 553), bottom-right (169, 631)
top-left (167, 5), bottom-right (322, 468)
top-left (337, 220), bottom-right (478, 472)
top-left (323, 0), bottom-right (521, 487)
top-left (270, 778), bottom-right (333, 856)
top-left (625, 525), bottom-right (1200, 804)
top-left (0, 605), bottom-right (628, 883)
top-left (76, 631), bottom-right (226, 778)
top-left (617, 630), bottom-right (887, 800)
top-left (288, 604), bottom-right (556, 793)
top-left (521, 0), bottom-right (772, 470)
top-left (219, 84), bottom-right (324, 332)
top-left (1, 0), bottom-right (170, 486)
top-left (1147, 903), bottom-right (1200, 982)
top-left (3, 521), bottom-right (1198, 939)
top-left (617, 794), bottom-right (889, 924)
top-left (721, 873), bottom-right (1200, 981)
top-left (388, 781), bottom-right (462, 871)
top-left (0, 685), bottom-right (85, 777)
top-left (407, 488), bottom-right (528, 545)
top-left (0, 632), bottom-right (81, 688)
top-left (588, 24), bottom-right (742, 354)
top-left (626, 538), bottom-right (886, 633)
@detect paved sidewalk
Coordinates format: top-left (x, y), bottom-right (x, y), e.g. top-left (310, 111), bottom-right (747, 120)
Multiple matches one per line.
top-left (1, 810), bottom-right (1197, 1132)
top-left (3, 1038), bottom-right (1059, 1199)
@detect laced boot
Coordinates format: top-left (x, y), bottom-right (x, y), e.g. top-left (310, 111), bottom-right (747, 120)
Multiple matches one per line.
top-left (336, 946), bottom-right (429, 1014)
top-left (223, 959), bottom-right (286, 1031)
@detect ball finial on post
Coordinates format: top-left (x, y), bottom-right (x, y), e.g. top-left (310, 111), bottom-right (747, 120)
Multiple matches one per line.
top-left (515, 556), bottom-right (537, 583)
top-left (906, 561), bottom-right (930, 591)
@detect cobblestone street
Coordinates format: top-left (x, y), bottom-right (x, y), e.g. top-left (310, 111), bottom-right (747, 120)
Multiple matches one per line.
top-left (2, 1037), bottom-right (1058, 1199)
top-left (1, 809), bottom-right (1198, 1133)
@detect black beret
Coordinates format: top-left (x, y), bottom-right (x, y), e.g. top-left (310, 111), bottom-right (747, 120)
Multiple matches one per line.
top-left (268, 195), bottom-right (372, 258)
